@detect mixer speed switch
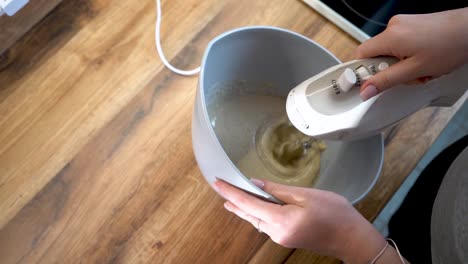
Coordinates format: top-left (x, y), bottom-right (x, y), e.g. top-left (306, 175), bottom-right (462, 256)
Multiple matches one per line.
top-left (337, 68), bottom-right (357, 93)
top-left (356, 66), bottom-right (372, 83)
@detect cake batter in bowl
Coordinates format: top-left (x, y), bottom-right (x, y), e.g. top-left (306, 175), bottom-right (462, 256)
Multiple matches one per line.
top-left (192, 26), bottom-right (383, 204)
top-left (209, 90), bottom-right (326, 188)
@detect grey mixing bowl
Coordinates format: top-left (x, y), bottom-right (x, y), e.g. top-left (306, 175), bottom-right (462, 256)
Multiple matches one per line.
top-left (192, 26), bottom-right (383, 204)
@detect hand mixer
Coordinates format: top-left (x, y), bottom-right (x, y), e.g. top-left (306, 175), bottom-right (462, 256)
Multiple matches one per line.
top-left (286, 57), bottom-right (468, 141)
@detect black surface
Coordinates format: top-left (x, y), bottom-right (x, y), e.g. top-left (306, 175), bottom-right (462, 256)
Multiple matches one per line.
top-left (387, 135), bottom-right (468, 263)
top-left (319, 0), bottom-right (468, 36)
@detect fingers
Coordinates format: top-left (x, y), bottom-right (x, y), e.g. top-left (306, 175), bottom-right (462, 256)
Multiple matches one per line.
top-left (213, 180), bottom-right (283, 222)
top-left (360, 57), bottom-right (422, 101)
top-left (223, 201), bottom-right (258, 226)
top-left (261, 179), bottom-right (310, 206)
top-left (224, 201), bottom-right (274, 234)
top-left (355, 15), bottom-right (429, 100)
top-left (355, 31), bottom-right (393, 59)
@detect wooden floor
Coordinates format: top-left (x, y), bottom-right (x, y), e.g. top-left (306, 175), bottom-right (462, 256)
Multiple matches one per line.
top-left (0, 0), bottom-right (464, 263)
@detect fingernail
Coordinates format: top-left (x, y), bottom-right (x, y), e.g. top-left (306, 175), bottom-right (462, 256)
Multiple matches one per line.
top-left (360, 84), bottom-right (378, 101)
top-left (250, 178), bottom-right (265, 189)
top-left (224, 202), bottom-right (232, 212)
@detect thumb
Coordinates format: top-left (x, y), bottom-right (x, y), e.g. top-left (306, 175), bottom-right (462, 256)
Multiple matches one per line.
top-left (360, 57), bottom-right (421, 101)
top-left (252, 178), bottom-right (309, 206)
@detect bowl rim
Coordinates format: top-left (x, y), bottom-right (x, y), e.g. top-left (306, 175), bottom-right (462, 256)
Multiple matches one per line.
top-left (197, 26), bottom-right (384, 204)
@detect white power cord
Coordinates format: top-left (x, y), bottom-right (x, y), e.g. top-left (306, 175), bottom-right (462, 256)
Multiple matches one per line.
top-left (155, 0), bottom-right (201, 76)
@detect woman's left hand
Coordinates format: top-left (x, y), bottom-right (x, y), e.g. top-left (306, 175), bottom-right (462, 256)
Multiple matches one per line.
top-left (213, 179), bottom-right (386, 263)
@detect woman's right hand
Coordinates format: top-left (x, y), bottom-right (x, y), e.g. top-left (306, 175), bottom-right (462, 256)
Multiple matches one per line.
top-left (356, 8), bottom-right (468, 101)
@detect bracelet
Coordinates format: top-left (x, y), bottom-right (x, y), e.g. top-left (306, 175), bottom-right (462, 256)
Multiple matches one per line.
top-left (370, 238), bottom-right (405, 264)
top-left (387, 238), bottom-right (405, 263)
top-left (370, 241), bottom-right (388, 264)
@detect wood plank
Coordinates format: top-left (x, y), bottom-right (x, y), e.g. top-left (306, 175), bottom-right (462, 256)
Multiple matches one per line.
top-left (0, 0), bottom-right (224, 229)
top-left (0, 0), bottom-right (354, 262)
top-left (0, 0), bottom-right (465, 263)
top-left (0, 0), bottom-right (63, 55)
top-left (249, 239), bottom-right (293, 264)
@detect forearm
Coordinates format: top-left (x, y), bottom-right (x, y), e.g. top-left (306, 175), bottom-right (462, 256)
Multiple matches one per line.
top-left (449, 7), bottom-right (468, 60)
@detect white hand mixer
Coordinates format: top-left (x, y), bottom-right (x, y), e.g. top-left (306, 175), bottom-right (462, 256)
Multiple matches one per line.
top-left (153, 0), bottom-right (467, 142)
top-left (286, 57), bottom-right (468, 141)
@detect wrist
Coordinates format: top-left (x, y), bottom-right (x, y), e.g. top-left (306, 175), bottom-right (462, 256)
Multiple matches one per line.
top-left (447, 8), bottom-right (468, 62)
top-left (337, 211), bottom-right (386, 264)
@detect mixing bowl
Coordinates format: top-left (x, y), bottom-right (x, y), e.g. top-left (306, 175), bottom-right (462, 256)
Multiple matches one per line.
top-left (192, 26), bottom-right (383, 204)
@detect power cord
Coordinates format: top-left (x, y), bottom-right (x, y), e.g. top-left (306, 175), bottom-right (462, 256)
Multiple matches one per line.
top-left (1, 0), bottom-right (199, 74)
top-left (155, 0), bottom-right (201, 76)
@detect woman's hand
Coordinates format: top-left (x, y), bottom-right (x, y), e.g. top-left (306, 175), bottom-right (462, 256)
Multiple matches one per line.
top-left (213, 179), bottom-right (387, 263)
top-left (356, 8), bottom-right (468, 101)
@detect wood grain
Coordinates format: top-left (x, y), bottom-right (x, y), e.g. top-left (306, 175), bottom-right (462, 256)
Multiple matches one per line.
top-left (0, 0), bottom-right (464, 263)
top-left (0, 0), bottom-right (63, 55)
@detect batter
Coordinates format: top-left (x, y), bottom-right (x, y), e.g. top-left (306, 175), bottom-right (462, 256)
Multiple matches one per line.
top-left (254, 117), bottom-right (326, 186)
top-left (209, 93), bottom-right (326, 187)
